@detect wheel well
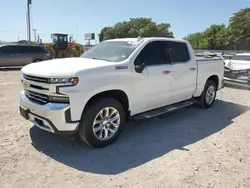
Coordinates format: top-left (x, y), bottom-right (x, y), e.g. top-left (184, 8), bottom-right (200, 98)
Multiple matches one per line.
top-left (33, 58), bottom-right (42, 62)
top-left (84, 90), bottom-right (130, 122)
top-left (207, 75), bottom-right (219, 89)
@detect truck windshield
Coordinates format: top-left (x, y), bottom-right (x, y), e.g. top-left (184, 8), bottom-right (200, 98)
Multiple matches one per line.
top-left (231, 55), bottom-right (250, 61)
top-left (81, 40), bottom-right (142, 62)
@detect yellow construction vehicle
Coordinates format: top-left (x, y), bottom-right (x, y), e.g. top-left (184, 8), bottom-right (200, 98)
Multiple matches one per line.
top-left (43, 33), bottom-right (84, 58)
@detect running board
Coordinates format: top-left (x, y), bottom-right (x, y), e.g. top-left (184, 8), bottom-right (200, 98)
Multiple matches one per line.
top-left (133, 100), bottom-right (194, 120)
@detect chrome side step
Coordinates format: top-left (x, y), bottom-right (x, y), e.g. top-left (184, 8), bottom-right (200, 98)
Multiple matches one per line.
top-left (133, 100), bottom-right (194, 120)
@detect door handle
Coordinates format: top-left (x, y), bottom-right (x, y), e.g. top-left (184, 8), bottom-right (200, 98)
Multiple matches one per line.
top-left (163, 70), bottom-right (171, 74)
top-left (190, 67), bottom-right (196, 71)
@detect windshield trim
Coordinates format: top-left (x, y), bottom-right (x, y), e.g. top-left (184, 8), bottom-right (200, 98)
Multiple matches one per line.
top-left (81, 39), bottom-right (144, 63)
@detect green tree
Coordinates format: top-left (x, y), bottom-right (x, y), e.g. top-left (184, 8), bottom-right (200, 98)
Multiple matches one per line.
top-left (99, 18), bottom-right (174, 42)
top-left (228, 8), bottom-right (250, 50)
top-left (184, 7), bottom-right (250, 50)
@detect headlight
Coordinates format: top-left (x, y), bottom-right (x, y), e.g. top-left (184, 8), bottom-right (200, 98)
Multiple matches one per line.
top-left (49, 77), bottom-right (79, 86)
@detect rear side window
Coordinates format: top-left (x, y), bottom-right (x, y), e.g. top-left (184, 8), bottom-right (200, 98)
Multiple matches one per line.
top-left (0, 46), bottom-right (19, 54)
top-left (135, 41), bottom-right (166, 66)
top-left (19, 46), bottom-right (45, 53)
top-left (165, 41), bottom-right (190, 63)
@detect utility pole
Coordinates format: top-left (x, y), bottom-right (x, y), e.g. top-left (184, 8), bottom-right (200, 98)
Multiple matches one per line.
top-left (37, 34), bottom-right (40, 43)
top-left (27, 0), bottom-right (32, 41)
top-left (33, 29), bottom-right (37, 42)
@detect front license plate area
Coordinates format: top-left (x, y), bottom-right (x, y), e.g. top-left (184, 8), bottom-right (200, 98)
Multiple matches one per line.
top-left (19, 106), bottom-right (29, 119)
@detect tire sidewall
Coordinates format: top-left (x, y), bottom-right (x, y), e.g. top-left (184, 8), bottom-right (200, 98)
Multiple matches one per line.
top-left (202, 81), bottom-right (217, 108)
top-left (33, 59), bottom-right (42, 63)
top-left (78, 98), bottom-right (125, 147)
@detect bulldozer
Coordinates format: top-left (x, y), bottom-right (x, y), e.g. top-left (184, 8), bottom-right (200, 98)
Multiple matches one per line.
top-left (42, 33), bottom-right (84, 58)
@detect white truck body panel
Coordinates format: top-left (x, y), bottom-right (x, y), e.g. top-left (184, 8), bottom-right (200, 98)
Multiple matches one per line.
top-left (195, 59), bottom-right (224, 97)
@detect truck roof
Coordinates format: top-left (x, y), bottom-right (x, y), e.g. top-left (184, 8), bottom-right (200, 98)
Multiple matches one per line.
top-left (106, 37), bottom-right (188, 43)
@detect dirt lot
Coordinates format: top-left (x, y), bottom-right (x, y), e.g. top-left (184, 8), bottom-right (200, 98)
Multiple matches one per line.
top-left (0, 69), bottom-right (250, 188)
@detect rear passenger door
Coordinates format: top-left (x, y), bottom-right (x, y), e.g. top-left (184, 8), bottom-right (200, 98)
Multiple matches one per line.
top-left (165, 41), bottom-right (197, 103)
top-left (18, 46), bottom-right (36, 65)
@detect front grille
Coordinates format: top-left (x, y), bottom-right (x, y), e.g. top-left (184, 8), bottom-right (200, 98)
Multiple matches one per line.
top-left (23, 74), bottom-right (49, 83)
top-left (25, 90), bottom-right (48, 105)
top-left (29, 84), bottom-right (48, 90)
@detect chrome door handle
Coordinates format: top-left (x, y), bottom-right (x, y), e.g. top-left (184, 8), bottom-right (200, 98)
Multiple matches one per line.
top-left (163, 70), bottom-right (171, 74)
top-left (190, 67), bottom-right (196, 71)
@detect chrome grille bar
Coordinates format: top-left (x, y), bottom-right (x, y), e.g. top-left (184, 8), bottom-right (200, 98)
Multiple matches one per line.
top-left (25, 90), bottom-right (48, 104)
top-left (23, 74), bottom-right (49, 83)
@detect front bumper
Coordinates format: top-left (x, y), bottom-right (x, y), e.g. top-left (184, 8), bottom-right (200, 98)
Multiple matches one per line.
top-left (19, 90), bottom-right (79, 134)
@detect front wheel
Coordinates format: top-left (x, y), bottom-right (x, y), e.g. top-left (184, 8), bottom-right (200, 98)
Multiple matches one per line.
top-left (78, 97), bottom-right (125, 147)
top-left (197, 80), bottom-right (217, 108)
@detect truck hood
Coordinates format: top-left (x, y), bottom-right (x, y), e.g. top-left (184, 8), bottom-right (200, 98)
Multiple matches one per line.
top-left (21, 57), bottom-right (114, 77)
top-left (224, 60), bottom-right (250, 70)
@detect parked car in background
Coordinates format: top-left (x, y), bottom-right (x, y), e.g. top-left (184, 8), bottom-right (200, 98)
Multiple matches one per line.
top-left (0, 44), bottom-right (52, 67)
top-left (224, 53), bottom-right (250, 89)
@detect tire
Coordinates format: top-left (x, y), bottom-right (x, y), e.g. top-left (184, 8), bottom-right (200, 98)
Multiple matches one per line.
top-left (197, 80), bottom-right (217, 108)
top-left (78, 97), bottom-right (125, 148)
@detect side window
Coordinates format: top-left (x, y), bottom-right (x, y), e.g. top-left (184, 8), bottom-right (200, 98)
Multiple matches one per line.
top-left (33, 46), bottom-right (45, 53)
top-left (135, 41), bottom-right (166, 66)
top-left (19, 46), bottom-right (44, 53)
top-left (0, 46), bottom-right (19, 54)
top-left (18, 46), bottom-right (30, 54)
top-left (166, 41), bottom-right (190, 63)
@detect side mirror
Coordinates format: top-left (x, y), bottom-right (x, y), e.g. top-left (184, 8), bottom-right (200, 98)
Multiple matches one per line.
top-left (134, 59), bottom-right (145, 73)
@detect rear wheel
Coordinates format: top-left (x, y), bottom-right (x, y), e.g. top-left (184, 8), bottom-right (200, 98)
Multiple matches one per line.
top-left (197, 80), bottom-right (217, 108)
top-left (33, 59), bottom-right (42, 63)
top-left (78, 97), bottom-right (125, 147)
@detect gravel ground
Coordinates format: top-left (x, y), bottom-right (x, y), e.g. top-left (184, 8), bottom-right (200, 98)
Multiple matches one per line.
top-left (0, 69), bottom-right (250, 188)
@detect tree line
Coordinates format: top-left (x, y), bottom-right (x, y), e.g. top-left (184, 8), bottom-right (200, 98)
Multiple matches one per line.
top-left (99, 18), bottom-right (174, 42)
top-left (98, 8), bottom-right (250, 51)
top-left (183, 8), bottom-right (250, 50)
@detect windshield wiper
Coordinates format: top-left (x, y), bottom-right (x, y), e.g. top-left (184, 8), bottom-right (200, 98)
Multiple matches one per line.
top-left (90, 57), bottom-right (110, 62)
top-left (91, 57), bottom-right (104, 60)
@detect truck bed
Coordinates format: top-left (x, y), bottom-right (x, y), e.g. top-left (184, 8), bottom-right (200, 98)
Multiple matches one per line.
top-left (194, 58), bottom-right (224, 97)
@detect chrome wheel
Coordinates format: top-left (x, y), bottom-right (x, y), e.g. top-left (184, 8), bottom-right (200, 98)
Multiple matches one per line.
top-left (205, 85), bottom-right (216, 105)
top-left (92, 107), bottom-right (120, 141)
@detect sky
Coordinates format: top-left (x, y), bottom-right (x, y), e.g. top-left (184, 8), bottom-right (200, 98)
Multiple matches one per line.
top-left (0, 0), bottom-right (249, 45)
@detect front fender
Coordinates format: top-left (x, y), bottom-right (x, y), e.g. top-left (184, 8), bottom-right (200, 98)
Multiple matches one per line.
top-left (60, 84), bottom-right (132, 121)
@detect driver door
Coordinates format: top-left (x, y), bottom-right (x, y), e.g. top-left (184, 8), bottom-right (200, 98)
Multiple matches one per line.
top-left (132, 41), bottom-right (172, 114)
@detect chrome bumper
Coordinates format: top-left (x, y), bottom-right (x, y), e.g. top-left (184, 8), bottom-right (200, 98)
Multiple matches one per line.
top-left (19, 90), bottom-right (79, 134)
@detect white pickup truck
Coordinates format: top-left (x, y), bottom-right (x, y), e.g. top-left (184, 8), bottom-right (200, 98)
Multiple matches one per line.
top-left (19, 37), bottom-right (224, 147)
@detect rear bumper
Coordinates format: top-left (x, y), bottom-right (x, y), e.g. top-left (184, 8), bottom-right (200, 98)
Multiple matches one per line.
top-left (223, 77), bottom-right (250, 89)
top-left (19, 90), bottom-right (79, 134)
